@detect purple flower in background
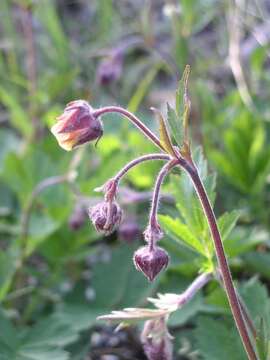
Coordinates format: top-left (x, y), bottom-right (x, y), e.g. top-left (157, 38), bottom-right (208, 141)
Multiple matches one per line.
top-left (96, 50), bottom-right (123, 86)
top-left (69, 204), bottom-right (87, 231)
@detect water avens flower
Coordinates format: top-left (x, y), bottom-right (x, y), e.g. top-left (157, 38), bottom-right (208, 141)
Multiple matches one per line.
top-left (133, 245), bottom-right (169, 282)
top-left (52, 65), bottom-right (257, 359)
top-left (88, 200), bottom-right (122, 235)
top-left (51, 100), bottom-right (103, 151)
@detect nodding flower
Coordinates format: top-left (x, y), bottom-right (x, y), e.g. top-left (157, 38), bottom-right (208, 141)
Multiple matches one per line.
top-left (88, 200), bottom-right (122, 235)
top-left (133, 245), bottom-right (169, 282)
top-left (51, 100), bottom-right (103, 151)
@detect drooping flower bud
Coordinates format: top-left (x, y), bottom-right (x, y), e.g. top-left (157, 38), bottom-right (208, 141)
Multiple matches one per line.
top-left (141, 317), bottom-right (173, 360)
top-left (118, 218), bottom-right (141, 243)
top-left (88, 201), bottom-right (122, 235)
top-left (51, 100), bottom-right (103, 151)
top-left (133, 245), bottom-right (169, 282)
top-left (96, 51), bottom-right (123, 86)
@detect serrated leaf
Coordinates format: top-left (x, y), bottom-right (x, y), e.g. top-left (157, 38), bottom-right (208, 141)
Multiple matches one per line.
top-left (167, 103), bottom-right (183, 147)
top-left (225, 228), bottom-right (268, 258)
top-left (91, 244), bottom-right (159, 309)
top-left (176, 65), bottom-right (191, 139)
top-left (240, 278), bottom-right (270, 328)
top-left (195, 316), bottom-right (246, 360)
top-left (0, 86), bottom-right (33, 137)
top-left (217, 210), bottom-right (240, 242)
top-left (256, 319), bottom-right (269, 360)
top-left (0, 309), bottom-right (74, 360)
top-left (240, 278), bottom-right (270, 359)
top-left (159, 214), bottom-right (206, 256)
top-left (151, 107), bottom-right (175, 156)
top-left (166, 65), bottom-right (191, 148)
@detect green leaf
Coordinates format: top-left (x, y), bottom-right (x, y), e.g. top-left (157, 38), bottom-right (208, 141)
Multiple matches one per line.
top-left (240, 278), bottom-right (270, 359)
top-left (240, 278), bottom-right (270, 330)
top-left (152, 108), bottom-right (175, 155)
top-left (35, 0), bottom-right (69, 69)
top-left (0, 86), bottom-right (33, 137)
top-left (159, 215), bottom-right (206, 256)
top-left (217, 210), bottom-right (240, 242)
top-left (53, 303), bottom-right (100, 333)
top-left (0, 309), bottom-right (75, 360)
top-left (25, 213), bottom-right (60, 256)
top-left (0, 247), bottom-right (19, 301)
top-left (167, 103), bottom-right (183, 147)
top-left (91, 244), bottom-right (159, 309)
top-left (0, 129), bottom-right (20, 173)
top-left (209, 111), bottom-right (270, 194)
top-left (225, 228), bottom-right (268, 258)
top-left (176, 65), bottom-right (191, 134)
top-left (166, 65), bottom-right (191, 147)
top-left (195, 316), bottom-right (246, 360)
top-left (242, 252), bottom-right (270, 279)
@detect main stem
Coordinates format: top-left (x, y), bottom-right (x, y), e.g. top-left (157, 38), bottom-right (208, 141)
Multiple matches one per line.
top-left (178, 159), bottom-right (257, 360)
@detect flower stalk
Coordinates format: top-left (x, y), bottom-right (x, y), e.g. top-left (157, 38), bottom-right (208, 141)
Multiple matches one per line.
top-left (113, 154), bottom-right (171, 184)
top-left (93, 106), bottom-right (164, 151)
top-left (148, 160), bottom-right (177, 235)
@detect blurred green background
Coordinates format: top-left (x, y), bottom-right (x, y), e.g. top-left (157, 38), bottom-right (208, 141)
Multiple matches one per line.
top-left (0, 0), bottom-right (270, 359)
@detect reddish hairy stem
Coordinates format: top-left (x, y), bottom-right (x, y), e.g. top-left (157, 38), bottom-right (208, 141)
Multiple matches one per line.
top-left (149, 160), bottom-right (177, 229)
top-left (93, 106), bottom-right (164, 151)
top-left (114, 154), bottom-right (170, 183)
top-left (178, 158), bottom-right (257, 360)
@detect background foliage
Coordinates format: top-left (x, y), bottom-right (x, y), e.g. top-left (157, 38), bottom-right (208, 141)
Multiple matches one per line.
top-left (0, 0), bottom-right (270, 359)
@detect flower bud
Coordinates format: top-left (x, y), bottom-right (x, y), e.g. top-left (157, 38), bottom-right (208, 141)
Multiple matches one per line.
top-left (88, 201), bottom-right (122, 235)
top-left (141, 318), bottom-right (173, 360)
top-left (118, 218), bottom-right (141, 243)
top-left (51, 100), bottom-right (103, 151)
top-left (96, 51), bottom-right (123, 86)
top-left (133, 246), bottom-right (169, 282)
